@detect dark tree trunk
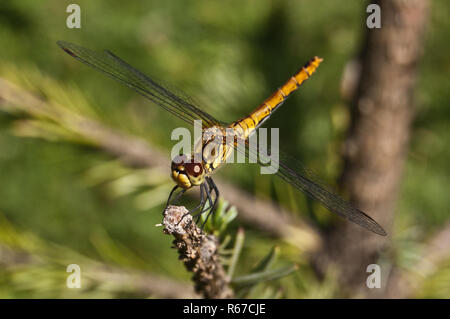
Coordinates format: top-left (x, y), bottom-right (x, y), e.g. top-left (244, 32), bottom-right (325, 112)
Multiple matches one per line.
top-left (313, 0), bottom-right (429, 296)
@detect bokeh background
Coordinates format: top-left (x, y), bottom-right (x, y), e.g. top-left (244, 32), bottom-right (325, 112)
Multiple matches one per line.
top-left (0, 0), bottom-right (449, 298)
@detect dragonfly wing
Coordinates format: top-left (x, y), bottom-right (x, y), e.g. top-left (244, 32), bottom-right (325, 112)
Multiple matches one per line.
top-left (230, 137), bottom-right (387, 236)
top-left (275, 152), bottom-right (387, 236)
top-left (57, 41), bottom-right (221, 127)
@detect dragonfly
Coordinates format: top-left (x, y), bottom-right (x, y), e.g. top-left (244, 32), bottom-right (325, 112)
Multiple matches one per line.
top-left (57, 41), bottom-right (387, 236)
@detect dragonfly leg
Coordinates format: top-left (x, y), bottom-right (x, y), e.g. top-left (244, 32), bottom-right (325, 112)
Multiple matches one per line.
top-left (166, 185), bottom-right (179, 208)
top-left (170, 179), bottom-right (219, 231)
top-left (166, 185), bottom-right (188, 223)
top-left (198, 177), bottom-right (220, 229)
top-left (190, 181), bottom-right (214, 227)
top-left (189, 183), bottom-right (206, 214)
top-left (170, 187), bottom-right (186, 206)
top-left (176, 183), bottom-right (207, 227)
top-left (206, 177), bottom-right (219, 210)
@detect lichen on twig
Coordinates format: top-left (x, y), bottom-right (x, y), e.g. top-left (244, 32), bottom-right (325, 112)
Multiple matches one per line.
top-left (162, 205), bottom-right (233, 299)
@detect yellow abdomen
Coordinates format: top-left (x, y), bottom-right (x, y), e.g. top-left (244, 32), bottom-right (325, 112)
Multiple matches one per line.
top-left (229, 56), bottom-right (323, 139)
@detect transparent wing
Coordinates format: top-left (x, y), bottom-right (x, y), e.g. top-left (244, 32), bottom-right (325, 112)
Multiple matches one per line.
top-left (230, 136), bottom-right (387, 236)
top-left (57, 41), bottom-right (222, 127)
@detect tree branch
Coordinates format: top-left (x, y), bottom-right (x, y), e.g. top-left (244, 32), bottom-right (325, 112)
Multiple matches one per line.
top-left (0, 244), bottom-right (199, 298)
top-left (313, 0), bottom-right (430, 296)
top-left (162, 205), bottom-right (233, 298)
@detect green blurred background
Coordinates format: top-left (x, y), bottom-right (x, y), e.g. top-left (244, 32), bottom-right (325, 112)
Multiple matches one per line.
top-left (0, 0), bottom-right (449, 298)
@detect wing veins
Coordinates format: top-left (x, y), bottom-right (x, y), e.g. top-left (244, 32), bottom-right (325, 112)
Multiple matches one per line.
top-left (227, 136), bottom-right (386, 236)
top-left (57, 41), bottom-right (220, 127)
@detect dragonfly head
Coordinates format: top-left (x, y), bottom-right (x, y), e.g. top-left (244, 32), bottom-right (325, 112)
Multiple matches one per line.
top-left (171, 154), bottom-right (205, 189)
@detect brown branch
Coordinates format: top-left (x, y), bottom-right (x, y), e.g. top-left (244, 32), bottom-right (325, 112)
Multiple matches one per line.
top-left (162, 205), bottom-right (233, 298)
top-left (0, 77), bottom-right (321, 251)
top-left (0, 244), bottom-right (199, 298)
top-left (312, 0), bottom-right (430, 296)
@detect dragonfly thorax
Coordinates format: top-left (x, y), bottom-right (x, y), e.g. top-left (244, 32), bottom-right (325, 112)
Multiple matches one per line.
top-left (171, 154), bottom-right (205, 189)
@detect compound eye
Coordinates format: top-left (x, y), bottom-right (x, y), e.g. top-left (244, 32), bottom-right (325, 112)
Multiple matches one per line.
top-left (185, 162), bottom-right (203, 177)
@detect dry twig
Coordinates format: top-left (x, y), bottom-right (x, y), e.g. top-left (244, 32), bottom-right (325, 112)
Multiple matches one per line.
top-left (162, 205), bottom-right (233, 298)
